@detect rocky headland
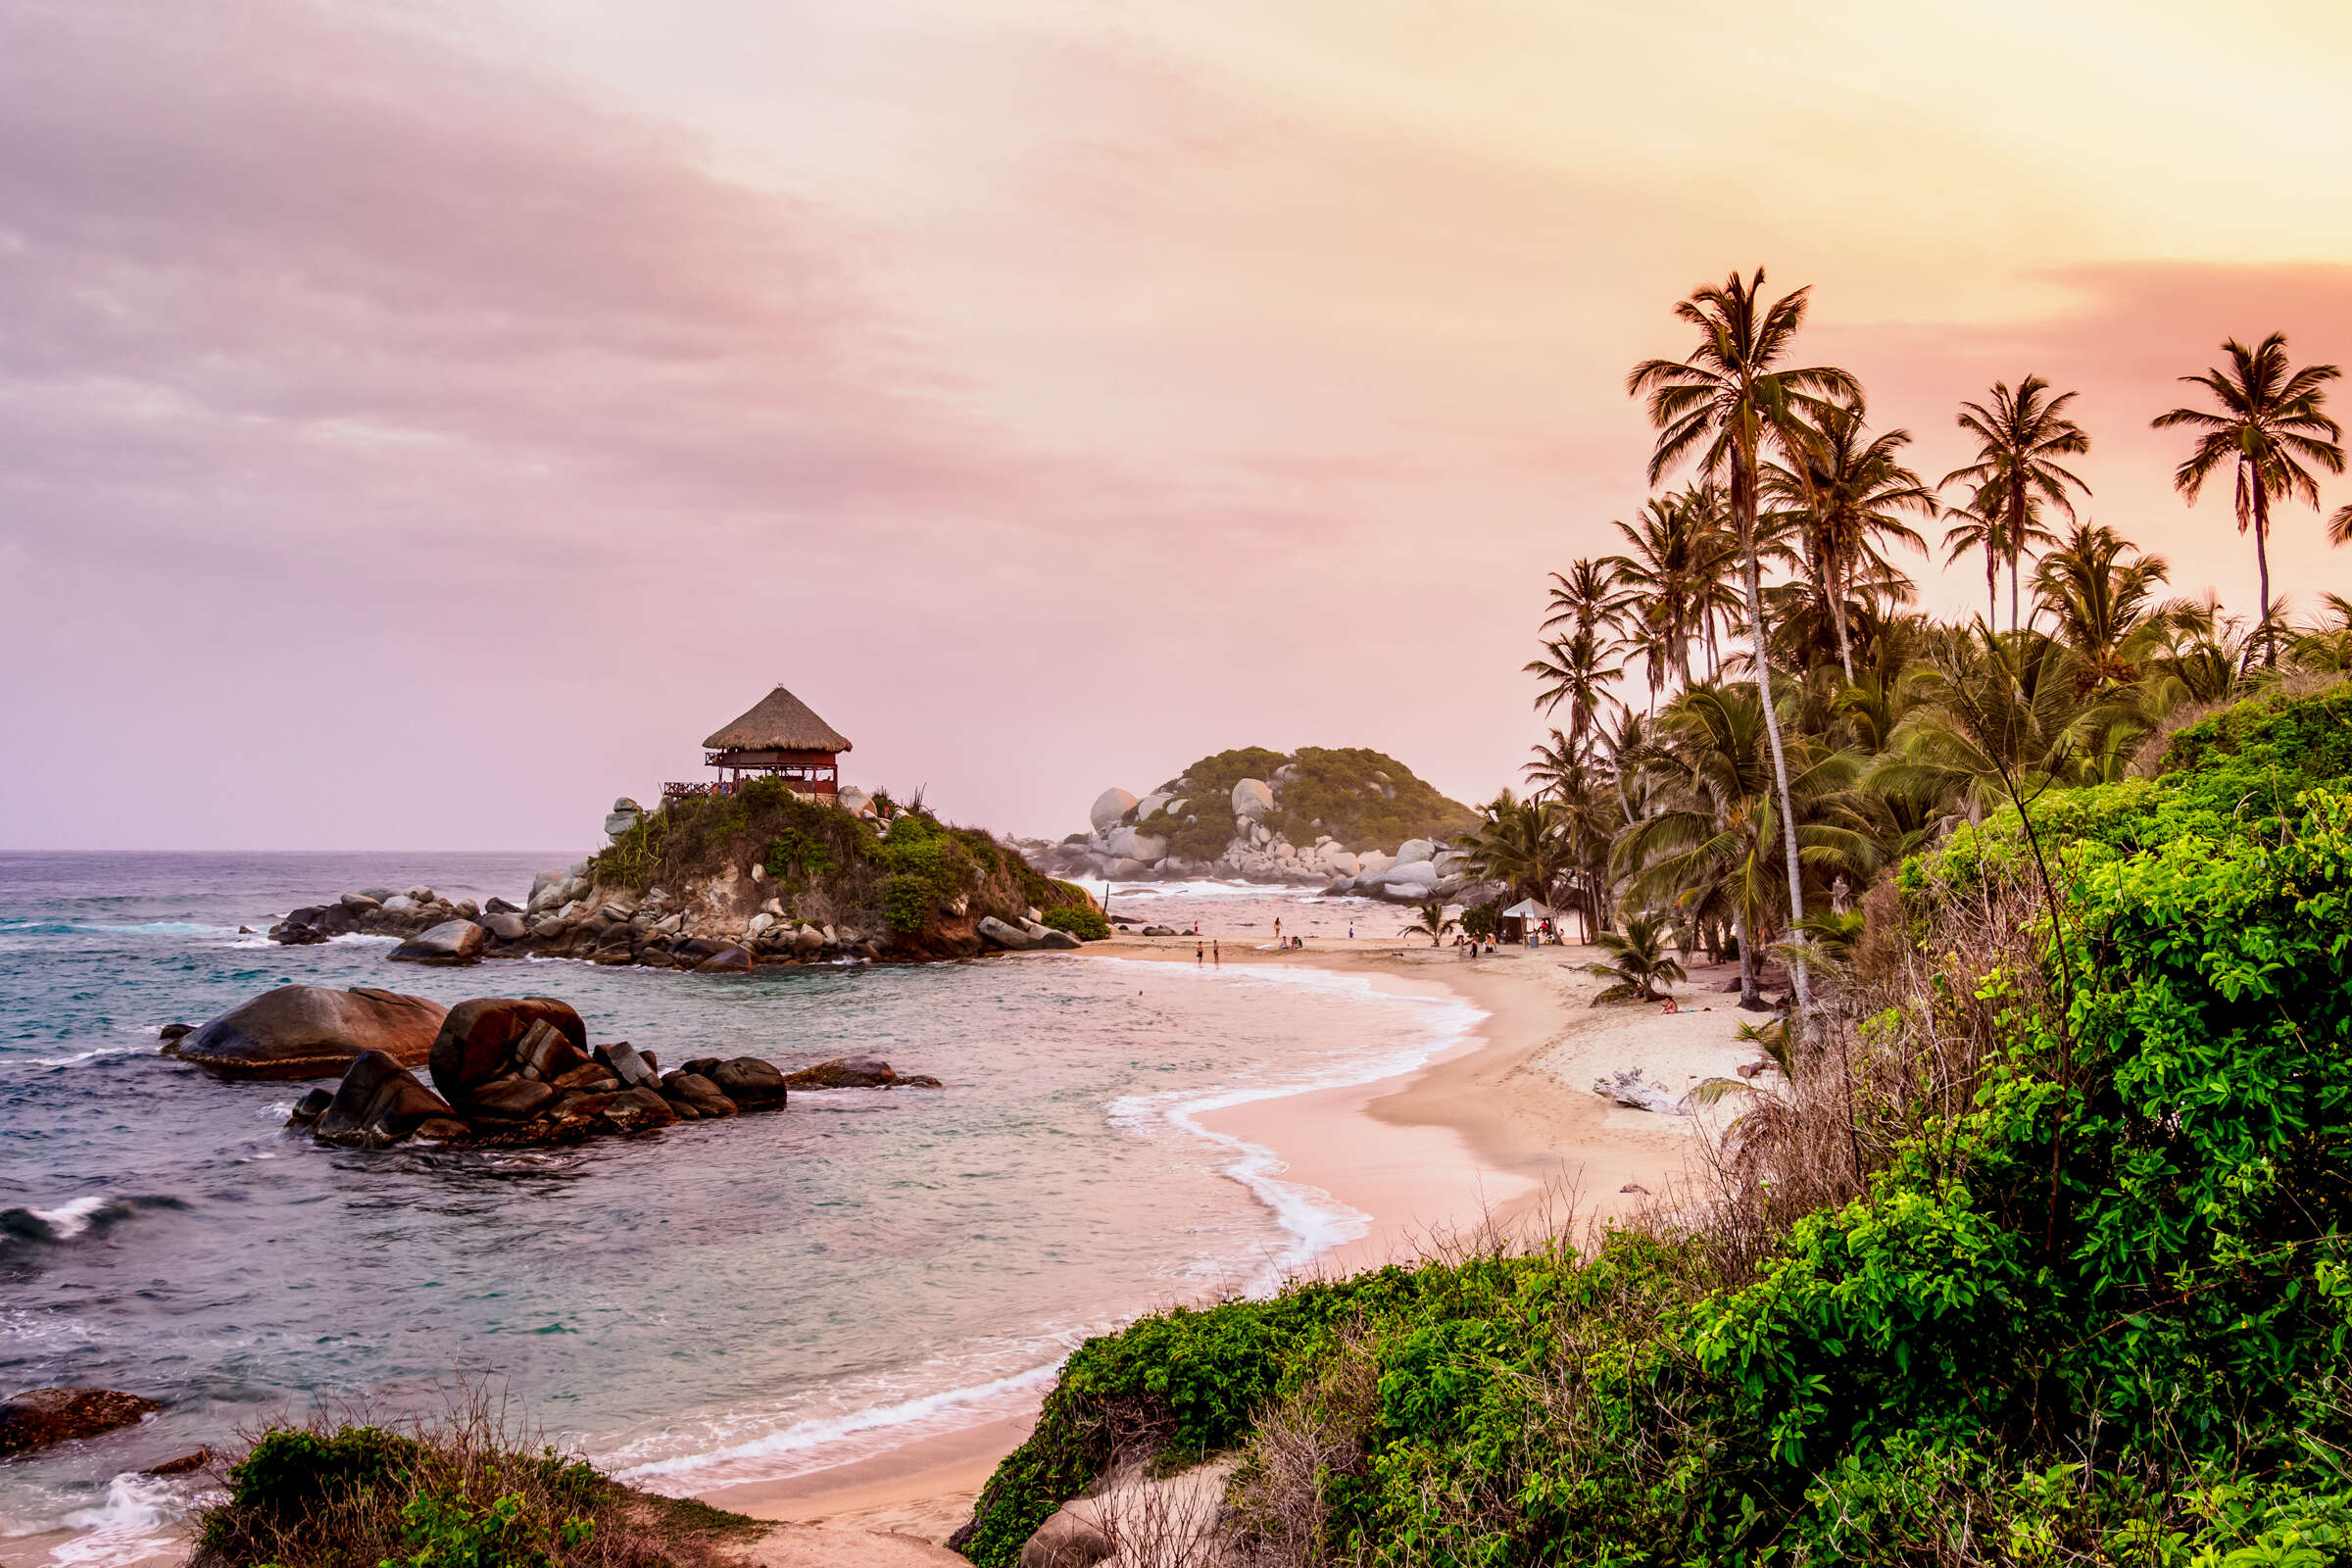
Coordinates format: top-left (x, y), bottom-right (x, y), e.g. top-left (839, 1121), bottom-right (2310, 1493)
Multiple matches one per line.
top-left (264, 784), bottom-right (1106, 971)
top-left (1025, 745), bottom-right (1482, 901)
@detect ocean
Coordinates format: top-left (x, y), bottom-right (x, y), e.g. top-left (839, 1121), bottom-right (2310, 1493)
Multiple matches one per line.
top-left (0, 854), bottom-right (1468, 1564)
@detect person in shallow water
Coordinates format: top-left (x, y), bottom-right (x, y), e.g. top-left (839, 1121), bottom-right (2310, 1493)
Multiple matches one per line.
top-left (1196, 941), bottom-right (1204, 962)
top-left (1213, 940), bottom-right (1221, 964)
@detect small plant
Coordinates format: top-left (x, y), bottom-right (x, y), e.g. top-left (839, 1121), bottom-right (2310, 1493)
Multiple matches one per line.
top-left (1398, 897), bottom-right (1458, 947)
top-left (1582, 911), bottom-right (1687, 1002)
top-left (1040, 905), bottom-right (1110, 941)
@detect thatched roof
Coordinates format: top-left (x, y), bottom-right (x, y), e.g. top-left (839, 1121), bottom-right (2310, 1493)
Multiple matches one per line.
top-left (705, 685), bottom-right (853, 754)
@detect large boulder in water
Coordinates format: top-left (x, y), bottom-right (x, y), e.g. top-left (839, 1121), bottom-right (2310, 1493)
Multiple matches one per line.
top-left (782, 1055), bottom-right (941, 1089)
top-left (0, 1389), bottom-right (161, 1455)
top-left (387, 920), bottom-right (487, 966)
top-left (314, 1050), bottom-right (460, 1147)
top-left (427, 998), bottom-right (588, 1103)
top-left (1089, 788), bottom-right (1137, 834)
top-left (165, 985), bottom-right (448, 1080)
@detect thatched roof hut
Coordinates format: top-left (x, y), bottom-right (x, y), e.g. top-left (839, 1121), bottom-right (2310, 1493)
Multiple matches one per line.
top-left (703, 685), bottom-right (854, 755)
top-left (665, 685), bottom-right (852, 802)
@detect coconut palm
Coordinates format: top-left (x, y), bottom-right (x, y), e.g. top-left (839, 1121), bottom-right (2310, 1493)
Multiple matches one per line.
top-left (1940, 375), bottom-right (2090, 636)
top-left (1940, 487), bottom-right (2013, 631)
top-left (2292, 593), bottom-right (2352, 674)
top-left (1542, 559), bottom-right (1620, 637)
top-left (1767, 397), bottom-right (1936, 679)
top-left (2153, 333), bottom-right (2344, 667)
top-left (1399, 897), bottom-right (1458, 948)
top-left (1461, 791), bottom-right (1564, 908)
top-left (2031, 523), bottom-right (2172, 695)
top-left (1583, 911), bottom-right (1687, 1004)
top-left (1628, 269), bottom-right (1859, 1013)
top-left (1613, 683), bottom-right (1871, 1007)
top-left (1524, 623), bottom-right (1625, 763)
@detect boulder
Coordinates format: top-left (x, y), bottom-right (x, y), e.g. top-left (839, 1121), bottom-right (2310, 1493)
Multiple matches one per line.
top-left (314, 1051), bottom-right (460, 1147)
top-left (605, 798), bottom-right (643, 839)
top-left (662, 1072), bottom-right (738, 1117)
top-left (707, 1057), bottom-right (788, 1108)
top-left (379, 894), bottom-right (419, 914)
top-left (484, 897), bottom-right (523, 915)
top-left (0, 1389), bottom-right (162, 1456)
top-left (268, 921), bottom-right (329, 946)
top-left (783, 1055), bottom-right (916, 1089)
top-left (1019, 1506), bottom-right (1113, 1568)
top-left (428, 998), bottom-right (590, 1102)
top-left (1089, 787), bottom-right (1139, 834)
top-left (1356, 850), bottom-right (1395, 876)
top-left (513, 1019), bottom-right (593, 1082)
top-left (143, 1447), bottom-right (213, 1477)
top-left (1393, 838), bottom-right (1435, 866)
top-left (978, 915), bottom-right (1040, 952)
top-left (167, 985), bottom-right (449, 1080)
top-left (837, 785), bottom-right (874, 815)
top-left (470, 1078), bottom-right (557, 1121)
top-left (478, 911), bottom-right (527, 942)
top-left (287, 1088), bottom-right (333, 1124)
top-left (1035, 928), bottom-right (1081, 950)
top-left (339, 892), bottom-right (381, 912)
top-left (1141, 924), bottom-right (1179, 937)
top-left (595, 1042), bottom-right (657, 1091)
top-left (693, 946), bottom-right (754, 974)
top-left (387, 920), bottom-right (487, 966)
top-left (1325, 850), bottom-right (1360, 878)
top-left (600, 1087), bottom-right (680, 1133)
top-left (1231, 778), bottom-right (1275, 818)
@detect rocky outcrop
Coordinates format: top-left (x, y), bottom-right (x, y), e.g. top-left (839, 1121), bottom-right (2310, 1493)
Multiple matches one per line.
top-left (268, 885), bottom-right (483, 946)
top-left (270, 992), bottom-right (897, 1149)
top-left (976, 915), bottom-right (1083, 953)
top-left (164, 985), bottom-right (449, 1080)
top-left (0, 1389), bottom-right (161, 1455)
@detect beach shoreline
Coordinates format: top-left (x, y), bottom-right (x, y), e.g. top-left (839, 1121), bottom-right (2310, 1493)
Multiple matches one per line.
top-left (718, 932), bottom-right (1763, 1545)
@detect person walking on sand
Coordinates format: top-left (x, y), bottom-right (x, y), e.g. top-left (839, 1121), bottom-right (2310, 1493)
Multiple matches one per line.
top-left (1273, 916), bottom-right (1282, 945)
top-left (1348, 920), bottom-right (1355, 941)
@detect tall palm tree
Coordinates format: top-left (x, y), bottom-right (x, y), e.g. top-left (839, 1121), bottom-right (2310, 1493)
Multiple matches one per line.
top-left (1628, 269), bottom-right (1857, 1013)
top-left (1542, 559), bottom-right (1620, 637)
top-left (1524, 624), bottom-right (1625, 763)
top-left (1940, 486), bottom-right (2010, 631)
top-left (1601, 495), bottom-right (1706, 693)
top-left (1461, 790), bottom-right (1564, 908)
top-left (2152, 333), bottom-right (2344, 667)
top-left (1940, 375), bottom-right (2091, 636)
top-left (1767, 397), bottom-right (1936, 679)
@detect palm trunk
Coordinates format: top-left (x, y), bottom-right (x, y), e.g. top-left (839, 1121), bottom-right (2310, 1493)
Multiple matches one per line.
top-left (1733, 904), bottom-right (1759, 1008)
top-left (1985, 549), bottom-right (1998, 630)
top-left (2008, 489), bottom-right (2026, 635)
top-left (1733, 462), bottom-right (1812, 1015)
top-left (1830, 563), bottom-right (1855, 682)
top-left (2254, 474), bottom-right (2277, 668)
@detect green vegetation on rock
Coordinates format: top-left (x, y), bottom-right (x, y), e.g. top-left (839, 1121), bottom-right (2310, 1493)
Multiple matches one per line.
top-left (592, 778), bottom-right (1093, 953)
top-left (1134, 746), bottom-right (1477, 863)
top-left (956, 685), bottom-right (2352, 1565)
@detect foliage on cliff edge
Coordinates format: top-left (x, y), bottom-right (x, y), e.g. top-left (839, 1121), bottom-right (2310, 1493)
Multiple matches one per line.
top-left (1134, 746), bottom-right (1480, 864)
top-left (956, 684), bottom-right (2352, 1565)
top-left (592, 779), bottom-right (1093, 945)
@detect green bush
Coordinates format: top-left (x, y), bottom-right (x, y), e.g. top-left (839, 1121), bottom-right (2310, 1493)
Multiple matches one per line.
top-left (1039, 906), bottom-right (1109, 941)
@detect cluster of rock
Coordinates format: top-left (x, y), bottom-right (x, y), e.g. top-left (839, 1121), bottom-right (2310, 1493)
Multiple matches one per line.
top-left (160, 984), bottom-right (939, 1149)
top-left (268, 885), bottom-right (502, 950)
top-left (1028, 771), bottom-right (1474, 903)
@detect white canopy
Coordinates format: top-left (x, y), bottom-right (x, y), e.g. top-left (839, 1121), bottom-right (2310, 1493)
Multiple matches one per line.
top-left (1499, 899), bottom-right (1554, 920)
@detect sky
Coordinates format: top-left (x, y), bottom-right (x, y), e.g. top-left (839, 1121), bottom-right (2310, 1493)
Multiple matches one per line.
top-left (5, 0), bottom-right (2352, 851)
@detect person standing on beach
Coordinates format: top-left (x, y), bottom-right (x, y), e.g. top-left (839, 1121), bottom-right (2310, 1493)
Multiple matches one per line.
top-left (1348, 920), bottom-right (1354, 941)
top-left (1196, 941), bottom-right (1204, 962)
top-left (1274, 916), bottom-right (1282, 945)
top-left (1212, 940), bottom-right (1220, 964)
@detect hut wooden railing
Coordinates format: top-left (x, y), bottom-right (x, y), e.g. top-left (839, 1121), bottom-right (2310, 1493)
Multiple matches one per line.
top-left (662, 777), bottom-right (841, 803)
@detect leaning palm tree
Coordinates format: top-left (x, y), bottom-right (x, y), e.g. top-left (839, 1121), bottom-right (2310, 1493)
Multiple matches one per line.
top-left (1627, 269), bottom-right (1858, 1013)
top-left (1583, 912), bottom-right (1687, 1003)
top-left (1767, 397), bottom-right (1936, 679)
top-left (2153, 333), bottom-right (2344, 667)
top-left (1940, 375), bottom-right (2090, 636)
top-left (1399, 897), bottom-right (1459, 949)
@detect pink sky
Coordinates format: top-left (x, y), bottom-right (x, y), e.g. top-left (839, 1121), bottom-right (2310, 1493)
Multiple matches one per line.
top-left (5, 0), bottom-right (2351, 850)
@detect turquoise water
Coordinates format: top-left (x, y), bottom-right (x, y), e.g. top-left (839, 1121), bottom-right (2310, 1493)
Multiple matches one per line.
top-left (0, 855), bottom-right (1465, 1562)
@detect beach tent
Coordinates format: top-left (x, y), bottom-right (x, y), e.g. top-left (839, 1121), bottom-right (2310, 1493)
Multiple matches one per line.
top-left (1497, 899), bottom-right (1554, 943)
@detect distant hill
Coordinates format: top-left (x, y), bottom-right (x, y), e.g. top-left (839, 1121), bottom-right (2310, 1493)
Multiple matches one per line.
top-left (1038, 746), bottom-right (1481, 892)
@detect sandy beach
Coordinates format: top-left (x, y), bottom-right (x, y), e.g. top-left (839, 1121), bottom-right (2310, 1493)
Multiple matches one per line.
top-left (724, 929), bottom-right (1765, 1553)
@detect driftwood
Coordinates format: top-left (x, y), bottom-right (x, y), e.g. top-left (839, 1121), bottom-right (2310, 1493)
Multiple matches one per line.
top-left (1591, 1067), bottom-right (1690, 1116)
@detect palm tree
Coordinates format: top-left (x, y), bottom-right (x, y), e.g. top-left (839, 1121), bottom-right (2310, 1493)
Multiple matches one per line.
top-left (1628, 268), bottom-right (1858, 1013)
top-left (1461, 791), bottom-right (1564, 907)
top-left (1583, 912), bottom-right (1687, 1003)
top-left (1399, 897), bottom-right (1458, 948)
top-left (2031, 523), bottom-right (2171, 695)
top-left (1940, 487), bottom-right (2011, 631)
top-left (1613, 684), bottom-right (1871, 1007)
top-left (1601, 495), bottom-right (1706, 694)
top-left (1940, 375), bottom-right (2091, 636)
top-left (1542, 559), bottom-right (1619, 637)
top-left (2292, 593), bottom-right (2352, 674)
top-left (2153, 333), bottom-right (2344, 667)
top-left (1767, 397), bottom-right (1936, 679)
top-left (1524, 624), bottom-right (1625, 763)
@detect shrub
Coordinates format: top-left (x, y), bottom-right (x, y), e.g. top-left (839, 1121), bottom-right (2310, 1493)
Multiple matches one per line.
top-left (191, 1390), bottom-right (761, 1568)
top-left (1039, 905), bottom-right (1109, 941)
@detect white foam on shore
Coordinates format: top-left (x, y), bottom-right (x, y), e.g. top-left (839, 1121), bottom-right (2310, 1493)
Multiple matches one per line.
top-left (42, 1473), bottom-right (187, 1568)
top-left (601, 1333), bottom-right (1094, 1494)
top-left (1098, 958), bottom-right (1486, 1293)
top-left (28, 1196), bottom-right (112, 1240)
